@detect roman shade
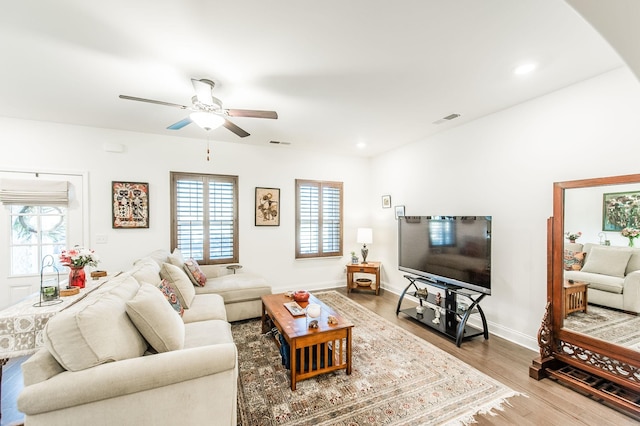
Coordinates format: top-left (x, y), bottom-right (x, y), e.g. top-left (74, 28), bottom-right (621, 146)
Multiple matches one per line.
top-left (0, 178), bottom-right (69, 206)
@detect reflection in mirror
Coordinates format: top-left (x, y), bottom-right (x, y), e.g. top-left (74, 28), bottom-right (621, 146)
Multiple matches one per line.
top-left (563, 182), bottom-right (640, 352)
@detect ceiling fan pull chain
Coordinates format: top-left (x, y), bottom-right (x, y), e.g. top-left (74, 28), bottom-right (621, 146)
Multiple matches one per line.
top-left (206, 137), bottom-right (211, 162)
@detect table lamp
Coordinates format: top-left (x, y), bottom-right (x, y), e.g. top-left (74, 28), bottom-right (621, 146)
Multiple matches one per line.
top-left (357, 228), bottom-right (373, 264)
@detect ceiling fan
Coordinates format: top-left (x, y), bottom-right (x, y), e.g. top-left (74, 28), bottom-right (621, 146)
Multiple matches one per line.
top-left (119, 78), bottom-right (278, 137)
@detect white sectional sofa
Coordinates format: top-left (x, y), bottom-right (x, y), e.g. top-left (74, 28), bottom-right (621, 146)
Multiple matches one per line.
top-left (564, 242), bottom-right (640, 313)
top-left (17, 249), bottom-right (271, 425)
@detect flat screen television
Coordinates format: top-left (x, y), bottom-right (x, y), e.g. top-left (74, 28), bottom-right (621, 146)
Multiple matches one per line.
top-left (398, 216), bottom-right (492, 294)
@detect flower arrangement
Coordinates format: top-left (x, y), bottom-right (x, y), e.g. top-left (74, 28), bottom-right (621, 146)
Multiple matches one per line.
top-left (621, 227), bottom-right (640, 247)
top-left (564, 231), bottom-right (582, 242)
top-left (59, 246), bottom-right (100, 268)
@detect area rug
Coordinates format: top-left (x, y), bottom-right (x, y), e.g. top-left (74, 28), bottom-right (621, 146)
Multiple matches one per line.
top-left (232, 291), bottom-right (519, 425)
top-left (564, 304), bottom-right (640, 350)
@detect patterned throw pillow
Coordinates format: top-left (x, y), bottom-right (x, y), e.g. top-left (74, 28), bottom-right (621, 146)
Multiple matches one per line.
top-left (183, 258), bottom-right (207, 287)
top-left (157, 279), bottom-right (184, 316)
top-left (563, 250), bottom-right (586, 271)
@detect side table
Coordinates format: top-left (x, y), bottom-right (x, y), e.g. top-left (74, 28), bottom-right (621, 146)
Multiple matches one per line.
top-left (346, 262), bottom-right (381, 295)
top-left (564, 280), bottom-right (588, 318)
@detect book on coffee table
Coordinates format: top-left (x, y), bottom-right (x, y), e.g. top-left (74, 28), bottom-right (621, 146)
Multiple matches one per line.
top-left (283, 301), bottom-right (305, 316)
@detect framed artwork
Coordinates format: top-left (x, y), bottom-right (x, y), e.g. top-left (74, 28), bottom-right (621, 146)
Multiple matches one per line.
top-left (602, 190), bottom-right (640, 231)
top-left (112, 181), bottom-right (149, 229)
top-left (395, 205), bottom-right (405, 220)
top-left (382, 195), bottom-right (391, 209)
top-left (256, 187), bottom-right (280, 226)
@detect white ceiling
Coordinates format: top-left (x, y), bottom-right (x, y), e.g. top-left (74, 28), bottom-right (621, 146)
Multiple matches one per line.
top-left (0, 0), bottom-right (626, 157)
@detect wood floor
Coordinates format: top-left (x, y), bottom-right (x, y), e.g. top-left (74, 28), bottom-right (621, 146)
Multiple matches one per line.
top-left (2, 288), bottom-right (639, 425)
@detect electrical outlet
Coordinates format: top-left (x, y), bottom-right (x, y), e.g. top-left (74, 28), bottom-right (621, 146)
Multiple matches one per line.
top-left (95, 234), bottom-right (108, 244)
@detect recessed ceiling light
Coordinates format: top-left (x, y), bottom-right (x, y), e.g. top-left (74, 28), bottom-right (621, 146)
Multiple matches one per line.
top-left (356, 142), bottom-right (366, 149)
top-left (514, 62), bottom-right (537, 75)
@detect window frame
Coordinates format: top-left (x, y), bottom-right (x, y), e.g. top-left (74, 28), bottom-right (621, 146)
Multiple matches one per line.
top-left (170, 172), bottom-right (239, 265)
top-left (295, 179), bottom-right (343, 259)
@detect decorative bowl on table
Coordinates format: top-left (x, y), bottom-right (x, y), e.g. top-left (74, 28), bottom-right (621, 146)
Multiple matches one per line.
top-left (293, 290), bottom-right (310, 303)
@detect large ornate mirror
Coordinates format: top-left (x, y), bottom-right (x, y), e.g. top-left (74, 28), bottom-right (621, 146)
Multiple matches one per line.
top-left (530, 173), bottom-right (640, 418)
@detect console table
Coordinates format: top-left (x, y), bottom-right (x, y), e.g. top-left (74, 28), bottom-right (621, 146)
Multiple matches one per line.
top-left (395, 275), bottom-right (488, 347)
top-left (346, 261), bottom-right (381, 295)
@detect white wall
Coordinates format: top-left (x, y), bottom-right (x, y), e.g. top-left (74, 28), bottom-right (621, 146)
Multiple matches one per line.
top-left (2, 66), bottom-right (639, 351)
top-left (371, 67), bottom-right (640, 349)
top-left (0, 118), bottom-right (371, 307)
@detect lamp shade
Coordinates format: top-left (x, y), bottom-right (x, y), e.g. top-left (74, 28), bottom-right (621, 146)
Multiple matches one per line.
top-left (357, 228), bottom-right (373, 244)
top-left (189, 112), bottom-right (225, 131)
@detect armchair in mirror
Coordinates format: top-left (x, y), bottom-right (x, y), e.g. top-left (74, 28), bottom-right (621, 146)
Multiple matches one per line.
top-left (530, 173), bottom-right (640, 419)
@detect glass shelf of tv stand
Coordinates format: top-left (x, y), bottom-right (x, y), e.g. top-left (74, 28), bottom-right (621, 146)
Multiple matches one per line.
top-left (395, 275), bottom-right (489, 347)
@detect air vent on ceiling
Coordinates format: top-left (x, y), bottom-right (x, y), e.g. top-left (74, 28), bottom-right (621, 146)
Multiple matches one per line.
top-left (432, 113), bottom-right (461, 125)
top-left (269, 140), bottom-right (291, 145)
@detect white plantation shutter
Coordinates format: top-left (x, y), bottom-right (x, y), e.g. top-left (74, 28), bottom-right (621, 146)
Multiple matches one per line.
top-left (171, 172), bottom-right (238, 264)
top-left (296, 179), bottom-right (343, 258)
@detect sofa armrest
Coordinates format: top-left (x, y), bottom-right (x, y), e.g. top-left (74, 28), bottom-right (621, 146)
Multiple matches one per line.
top-left (199, 264), bottom-right (231, 279)
top-left (18, 343), bottom-right (237, 415)
top-left (623, 270), bottom-right (640, 312)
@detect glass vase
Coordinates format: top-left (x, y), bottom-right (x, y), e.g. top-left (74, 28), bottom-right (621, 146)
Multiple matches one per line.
top-left (629, 238), bottom-right (636, 248)
top-left (69, 266), bottom-right (86, 288)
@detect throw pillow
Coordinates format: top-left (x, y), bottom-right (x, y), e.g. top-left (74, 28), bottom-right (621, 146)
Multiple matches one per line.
top-left (126, 283), bottom-right (185, 353)
top-left (183, 258), bottom-right (207, 287)
top-left (160, 262), bottom-right (196, 308)
top-left (157, 279), bottom-right (184, 316)
top-left (563, 250), bottom-right (586, 271)
top-left (581, 247), bottom-right (633, 278)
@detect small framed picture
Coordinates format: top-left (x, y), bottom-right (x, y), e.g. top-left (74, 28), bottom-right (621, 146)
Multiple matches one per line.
top-left (382, 195), bottom-right (391, 209)
top-left (112, 181), bottom-right (149, 228)
top-left (256, 187), bottom-right (280, 226)
top-left (395, 205), bottom-right (405, 219)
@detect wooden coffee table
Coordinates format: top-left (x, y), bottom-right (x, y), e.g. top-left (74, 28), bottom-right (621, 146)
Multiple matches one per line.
top-left (564, 280), bottom-right (588, 318)
top-left (261, 293), bottom-right (353, 390)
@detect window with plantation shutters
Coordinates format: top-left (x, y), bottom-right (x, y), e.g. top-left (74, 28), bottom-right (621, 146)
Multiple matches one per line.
top-left (296, 179), bottom-right (343, 258)
top-left (428, 217), bottom-right (456, 247)
top-left (171, 172), bottom-right (238, 264)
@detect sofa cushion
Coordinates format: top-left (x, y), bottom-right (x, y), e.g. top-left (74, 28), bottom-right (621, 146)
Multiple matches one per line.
top-left (183, 320), bottom-right (234, 348)
top-left (167, 248), bottom-right (185, 268)
top-left (563, 249), bottom-right (586, 271)
top-left (625, 249), bottom-right (640, 275)
top-left (131, 257), bottom-right (162, 286)
top-left (194, 273), bottom-right (271, 304)
top-left (157, 279), bottom-right (184, 316)
top-left (44, 275), bottom-right (147, 372)
top-left (181, 293), bottom-right (227, 323)
top-left (184, 258), bottom-right (207, 287)
top-left (565, 270), bottom-right (625, 294)
top-left (134, 249), bottom-right (170, 268)
top-left (581, 246), bottom-right (632, 278)
top-left (160, 262), bottom-right (196, 308)
top-left (126, 283), bottom-right (185, 353)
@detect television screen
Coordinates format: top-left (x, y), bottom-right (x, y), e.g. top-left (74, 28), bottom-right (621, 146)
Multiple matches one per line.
top-left (398, 216), bottom-right (492, 294)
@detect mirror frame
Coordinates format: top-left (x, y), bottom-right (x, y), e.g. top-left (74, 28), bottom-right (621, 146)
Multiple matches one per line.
top-left (530, 173), bottom-right (640, 416)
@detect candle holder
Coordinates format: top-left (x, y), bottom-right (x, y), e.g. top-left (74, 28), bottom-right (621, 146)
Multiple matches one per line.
top-left (306, 303), bottom-right (321, 329)
top-left (34, 254), bottom-right (63, 307)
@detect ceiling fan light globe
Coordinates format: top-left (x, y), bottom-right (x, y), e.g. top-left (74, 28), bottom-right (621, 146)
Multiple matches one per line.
top-left (190, 112), bottom-right (224, 130)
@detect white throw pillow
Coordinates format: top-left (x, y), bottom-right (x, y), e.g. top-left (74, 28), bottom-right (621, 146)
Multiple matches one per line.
top-left (126, 282), bottom-right (185, 352)
top-left (167, 248), bottom-right (185, 268)
top-left (131, 257), bottom-right (162, 286)
top-left (160, 262), bottom-right (196, 308)
top-left (581, 246), bottom-right (633, 278)
top-left (44, 276), bottom-right (147, 372)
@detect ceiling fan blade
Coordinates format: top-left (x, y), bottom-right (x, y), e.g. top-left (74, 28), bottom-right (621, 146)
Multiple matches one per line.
top-left (119, 95), bottom-right (189, 110)
top-left (167, 117), bottom-right (192, 130)
top-left (223, 119), bottom-right (250, 138)
top-left (191, 78), bottom-right (215, 105)
top-left (227, 109), bottom-right (278, 119)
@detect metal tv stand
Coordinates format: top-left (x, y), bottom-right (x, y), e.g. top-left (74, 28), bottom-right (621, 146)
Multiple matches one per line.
top-left (395, 275), bottom-right (489, 347)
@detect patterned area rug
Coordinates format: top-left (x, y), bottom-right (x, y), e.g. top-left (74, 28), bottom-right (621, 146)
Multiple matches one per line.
top-left (564, 304), bottom-right (640, 350)
top-left (232, 291), bottom-right (519, 425)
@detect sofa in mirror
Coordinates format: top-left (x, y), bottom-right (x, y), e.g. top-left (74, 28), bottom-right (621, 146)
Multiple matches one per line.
top-left (530, 173), bottom-right (640, 419)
